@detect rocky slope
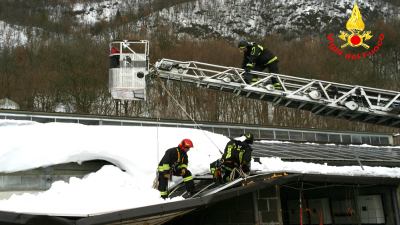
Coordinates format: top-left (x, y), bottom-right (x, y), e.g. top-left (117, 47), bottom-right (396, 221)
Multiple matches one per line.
top-left (0, 0), bottom-right (399, 45)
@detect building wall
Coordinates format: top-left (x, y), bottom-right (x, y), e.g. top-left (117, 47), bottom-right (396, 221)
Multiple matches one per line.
top-left (169, 183), bottom-right (399, 225)
top-left (167, 185), bottom-right (283, 225)
top-left (166, 193), bottom-right (256, 225)
top-left (254, 185), bottom-right (282, 225)
top-left (281, 184), bottom-right (399, 225)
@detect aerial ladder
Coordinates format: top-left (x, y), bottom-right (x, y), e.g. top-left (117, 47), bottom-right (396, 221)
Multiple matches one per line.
top-left (108, 40), bottom-right (400, 128)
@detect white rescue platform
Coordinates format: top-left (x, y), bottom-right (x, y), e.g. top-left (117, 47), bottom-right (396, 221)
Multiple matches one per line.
top-left (109, 40), bottom-right (149, 100)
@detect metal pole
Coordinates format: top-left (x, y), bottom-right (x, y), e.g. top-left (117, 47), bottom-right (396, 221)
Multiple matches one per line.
top-left (392, 186), bottom-right (400, 225)
top-left (156, 116), bottom-right (160, 163)
top-left (253, 192), bottom-right (260, 225)
top-left (300, 182), bottom-right (303, 225)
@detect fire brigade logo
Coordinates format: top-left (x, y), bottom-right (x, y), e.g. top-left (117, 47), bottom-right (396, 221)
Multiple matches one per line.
top-left (326, 2), bottom-right (384, 60)
top-left (338, 3), bottom-right (372, 49)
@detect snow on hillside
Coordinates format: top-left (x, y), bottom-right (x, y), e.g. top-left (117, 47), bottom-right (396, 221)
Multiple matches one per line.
top-left (0, 21), bottom-right (28, 48)
top-left (72, 0), bottom-right (149, 25)
top-left (1, 0), bottom-right (399, 47)
top-left (73, 0), bottom-right (122, 24)
top-left (135, 0), bottom-right (400, 38)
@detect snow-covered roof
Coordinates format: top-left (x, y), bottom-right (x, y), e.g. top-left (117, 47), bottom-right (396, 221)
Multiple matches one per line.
top-left (0, 119), bottom-right (399, 216)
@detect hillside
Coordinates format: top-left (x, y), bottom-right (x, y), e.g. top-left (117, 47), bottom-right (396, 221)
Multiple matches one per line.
top-left (135, 0), bottom-right (400, 39)
top-left (0, 0), bottom-right (399, 133)
top-left (1, 0), bottom-right (399, 45)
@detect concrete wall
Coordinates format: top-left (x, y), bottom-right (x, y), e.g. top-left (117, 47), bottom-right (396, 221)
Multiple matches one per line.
top-left (169, 182), bottom-right (399, 225)
top-left (254, 185), bottom-right (282, 225)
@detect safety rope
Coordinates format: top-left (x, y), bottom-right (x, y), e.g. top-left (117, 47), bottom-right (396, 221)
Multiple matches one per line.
top-left (156, 116), bottom-right (160, 163)
top-left (151, 66), bottom-right (223, 155)
top-left (229, 167), bottom-right (247, 182)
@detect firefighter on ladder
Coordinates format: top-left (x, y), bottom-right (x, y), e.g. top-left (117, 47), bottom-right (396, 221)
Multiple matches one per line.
top-left (157, 139), bottom-right (195, 199)
top-left (210, 133), bottom-right (254, 183)
top-left (238, 40), bottom-right (280, 89)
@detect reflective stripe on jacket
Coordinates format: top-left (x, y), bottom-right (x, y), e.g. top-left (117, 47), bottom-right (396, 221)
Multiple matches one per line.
top-left (242, 43), bottom-right (278, 71)
top-left (158, 147), bottom-right (188, 173)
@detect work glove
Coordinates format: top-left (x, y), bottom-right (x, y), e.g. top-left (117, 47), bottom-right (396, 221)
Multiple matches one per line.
top-left (214, 168), bottom-right (221, 178)
top-left (180, 168), bottom-right (187, 176)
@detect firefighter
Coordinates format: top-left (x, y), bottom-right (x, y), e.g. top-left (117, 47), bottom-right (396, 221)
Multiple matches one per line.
top-left (157, 139), bottom-right (195, 199)
top-left (110, 46), bottom-right (120, 68)
top-left (238, 40), bottom-right (280, 88)
top-left (210, 133), bottom-right (254, 183)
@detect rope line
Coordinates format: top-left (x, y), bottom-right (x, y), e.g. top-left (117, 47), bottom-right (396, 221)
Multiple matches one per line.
top-left (229, 167), bottom-right (247, 182)
top-left (152, 66), bottom-right (223, 155)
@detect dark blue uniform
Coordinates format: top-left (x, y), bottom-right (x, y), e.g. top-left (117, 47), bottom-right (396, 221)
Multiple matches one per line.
top-left (157, 147), bottom-right (194, 199)
top-left (241, 42), bottom-right (279, 84)
top-left (210, 138), bottom-right (253, 183)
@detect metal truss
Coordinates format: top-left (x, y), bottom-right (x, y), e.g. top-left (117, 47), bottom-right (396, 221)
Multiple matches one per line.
top-left (153, 58), bottom-right (400, 128)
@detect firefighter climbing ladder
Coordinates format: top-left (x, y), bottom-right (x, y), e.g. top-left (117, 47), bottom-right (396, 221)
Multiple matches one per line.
top-left (108, 40), bottom-right (400, 128)
top-left (152, 58), bottom-right (400, 128)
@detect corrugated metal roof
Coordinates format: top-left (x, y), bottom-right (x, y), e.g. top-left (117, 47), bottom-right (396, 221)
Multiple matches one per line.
top-left (253, 142), bottom-right (400, 167)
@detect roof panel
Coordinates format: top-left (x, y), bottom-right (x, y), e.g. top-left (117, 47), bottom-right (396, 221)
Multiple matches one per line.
top-left (254, 142), bottom-right (400, 167)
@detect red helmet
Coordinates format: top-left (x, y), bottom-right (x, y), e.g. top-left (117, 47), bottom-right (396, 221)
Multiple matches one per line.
top-left (111, 46), bottom-right (119, 54)
top-left (179, 139), bottom-right (194, 151)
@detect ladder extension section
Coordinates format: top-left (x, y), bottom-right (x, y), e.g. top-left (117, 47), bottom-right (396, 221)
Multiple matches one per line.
top-left (154, 58), bottom-right (400, 128)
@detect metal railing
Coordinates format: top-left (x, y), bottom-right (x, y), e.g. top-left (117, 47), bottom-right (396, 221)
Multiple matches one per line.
top-left (0, 110), bottom-right (392, 146)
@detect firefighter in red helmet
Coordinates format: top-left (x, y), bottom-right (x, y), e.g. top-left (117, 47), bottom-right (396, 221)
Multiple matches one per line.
top-left (157, 139), bottom-right (195, 199)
